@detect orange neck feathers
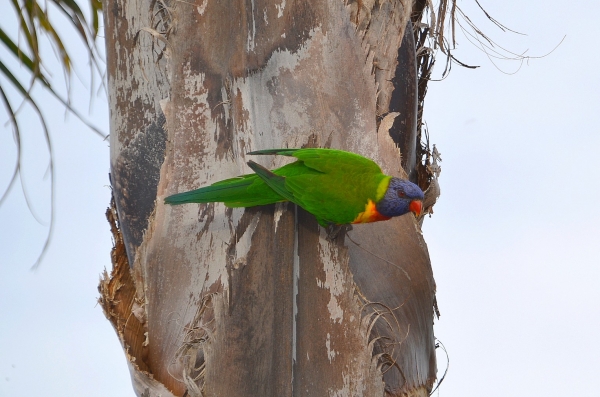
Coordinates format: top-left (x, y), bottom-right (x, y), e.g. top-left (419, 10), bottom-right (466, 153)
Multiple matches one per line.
top-left (352, 199), bottom-right (391, 224)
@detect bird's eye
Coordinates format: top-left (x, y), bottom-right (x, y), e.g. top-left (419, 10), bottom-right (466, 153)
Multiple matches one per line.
top-left (397, 191), bottom-right (406, 198)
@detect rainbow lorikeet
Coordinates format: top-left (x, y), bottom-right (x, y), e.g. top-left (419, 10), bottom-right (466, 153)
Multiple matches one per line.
top-left (164, 148), bottom-right (424, 227)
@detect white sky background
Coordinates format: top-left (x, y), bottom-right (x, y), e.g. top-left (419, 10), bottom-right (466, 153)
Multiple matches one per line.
top-left (423, 1), bottom-right (600, 396)
top-left (0, 2), bottom-right (132, 396)
top-left (0, 1), bottom-right (598, 396)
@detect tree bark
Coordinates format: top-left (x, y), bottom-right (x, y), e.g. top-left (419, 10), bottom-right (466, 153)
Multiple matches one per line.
top-left (100, 1), bottom-right (438, 396)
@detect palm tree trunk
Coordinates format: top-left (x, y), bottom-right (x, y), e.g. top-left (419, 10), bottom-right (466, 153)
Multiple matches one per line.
top-left (99, 1), bottom-right (438, 396)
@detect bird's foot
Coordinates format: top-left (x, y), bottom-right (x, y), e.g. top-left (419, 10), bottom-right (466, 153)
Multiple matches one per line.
top-left (326, 224), bottom-right (353, 241)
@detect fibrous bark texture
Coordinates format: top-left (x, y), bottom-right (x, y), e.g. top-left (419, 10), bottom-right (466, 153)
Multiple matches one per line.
top-left (100, 1), bottom-right (438, 396)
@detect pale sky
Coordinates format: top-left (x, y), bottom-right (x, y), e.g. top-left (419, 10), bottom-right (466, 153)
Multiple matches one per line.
top-left (1, 1), bottom-right (598, 396)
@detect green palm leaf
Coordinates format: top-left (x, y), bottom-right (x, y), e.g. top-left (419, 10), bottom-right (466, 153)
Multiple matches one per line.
top-left (1, 0), bottom-right (105, 268)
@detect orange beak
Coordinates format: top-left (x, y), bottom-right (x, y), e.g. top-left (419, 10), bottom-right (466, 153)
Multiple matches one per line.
top-left (409, 200), bottom-right (422, 217)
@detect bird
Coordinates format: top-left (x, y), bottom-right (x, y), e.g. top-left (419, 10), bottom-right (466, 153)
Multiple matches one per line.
top-left (164, 148), bottom-right (424, 227)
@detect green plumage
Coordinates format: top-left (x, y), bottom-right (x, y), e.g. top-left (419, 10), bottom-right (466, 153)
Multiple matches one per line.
top-left (164, 148), bottom-right (389, 226)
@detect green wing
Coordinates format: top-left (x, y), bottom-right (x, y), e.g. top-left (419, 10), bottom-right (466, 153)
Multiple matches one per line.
top-left (247, 160), bottom-right (296, 202)
top-left (249, 148), bottom-right (382, 175)
top-left (252, 148), bottom-right (387, 225)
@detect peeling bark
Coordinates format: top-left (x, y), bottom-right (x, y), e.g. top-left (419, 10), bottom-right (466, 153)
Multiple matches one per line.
top-left (101, 1), bottom-right (438, 396)
top-left (99, 199), bottom-right (148, 373)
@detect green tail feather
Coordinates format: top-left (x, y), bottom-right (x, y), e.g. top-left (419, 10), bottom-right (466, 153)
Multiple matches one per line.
top-left (164, 177), bottom-right (255, 205)
top-left (164, 173), bottom-right (285, 207)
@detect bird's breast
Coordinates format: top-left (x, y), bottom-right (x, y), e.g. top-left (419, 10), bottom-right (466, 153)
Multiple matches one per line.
top-left (352, 199), bottom-right (391, 224)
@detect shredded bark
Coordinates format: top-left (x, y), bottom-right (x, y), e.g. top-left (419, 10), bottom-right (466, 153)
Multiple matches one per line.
top-left (170, 293), bottom-right (216, 397)
top-left (98, 196), bottom-right (150, 373)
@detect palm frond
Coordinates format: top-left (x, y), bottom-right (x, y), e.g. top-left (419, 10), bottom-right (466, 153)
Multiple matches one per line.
top-left (1, 0), bottom-right (105, 268)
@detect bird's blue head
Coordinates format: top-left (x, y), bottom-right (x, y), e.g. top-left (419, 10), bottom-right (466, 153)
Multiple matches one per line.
top-left (376, 177), bottom-right (425, 218)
